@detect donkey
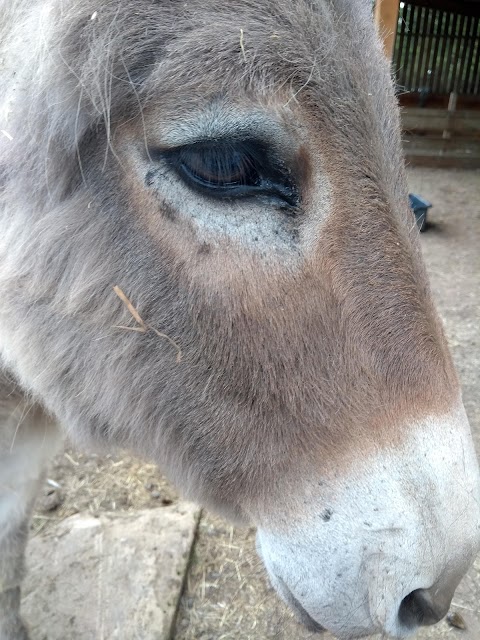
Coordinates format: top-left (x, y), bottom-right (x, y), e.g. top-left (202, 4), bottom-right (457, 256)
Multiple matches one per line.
top-left (1, 1), bottom-right (479, 638)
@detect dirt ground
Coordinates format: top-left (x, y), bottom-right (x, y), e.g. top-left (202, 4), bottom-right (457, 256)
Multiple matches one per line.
top-left (34, 167), bottom-right (480, 640)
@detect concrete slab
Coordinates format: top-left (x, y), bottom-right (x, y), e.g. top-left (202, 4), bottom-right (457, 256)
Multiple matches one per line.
top-left (22, 504), bottom-right (199, 640)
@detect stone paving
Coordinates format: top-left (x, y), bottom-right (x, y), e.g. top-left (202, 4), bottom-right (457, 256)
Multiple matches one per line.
top-left (23, 506), bottom-right (199, 640)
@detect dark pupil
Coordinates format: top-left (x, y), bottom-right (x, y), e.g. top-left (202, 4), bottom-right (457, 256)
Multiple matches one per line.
top-left (179, 145), bottom-right (259, 188)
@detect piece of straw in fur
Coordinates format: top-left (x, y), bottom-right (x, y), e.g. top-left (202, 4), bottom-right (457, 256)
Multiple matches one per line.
top-left (113, 285), bottom-right (147, 330)
top-left (113, 285), bottom-right (182, 362)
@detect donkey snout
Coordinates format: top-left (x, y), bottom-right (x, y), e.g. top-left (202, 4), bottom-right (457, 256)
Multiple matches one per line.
top-left (256, 404), bottom-right (480, 639)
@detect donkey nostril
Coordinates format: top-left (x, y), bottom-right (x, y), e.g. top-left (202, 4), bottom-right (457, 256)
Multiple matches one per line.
top-left (398, 588), bottom-right (452, 628)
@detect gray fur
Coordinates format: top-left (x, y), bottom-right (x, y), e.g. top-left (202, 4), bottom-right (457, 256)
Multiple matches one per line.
top-left (0, 379), bottom-right (61, 639)
top-left (0, 1), bottom-right (475, 638)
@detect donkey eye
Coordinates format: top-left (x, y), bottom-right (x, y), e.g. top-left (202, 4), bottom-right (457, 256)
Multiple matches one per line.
top-left (158, 140), bottom-right (299, 208)
top-left (176, 143), bottom-right (261, 189)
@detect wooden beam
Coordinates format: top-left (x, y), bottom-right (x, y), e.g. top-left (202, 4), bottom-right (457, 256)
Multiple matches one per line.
top-left (375, 0), bottom-right (400, 61)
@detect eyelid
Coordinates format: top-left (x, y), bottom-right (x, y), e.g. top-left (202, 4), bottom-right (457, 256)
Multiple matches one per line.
top-left (146, 107), bottom-right (293, 152)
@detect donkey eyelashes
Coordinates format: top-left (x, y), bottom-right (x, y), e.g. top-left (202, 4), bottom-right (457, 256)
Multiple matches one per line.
top-left (177, 142), bottom-right (261, 189)
top-left (158, 139), bottom-right (299, 208)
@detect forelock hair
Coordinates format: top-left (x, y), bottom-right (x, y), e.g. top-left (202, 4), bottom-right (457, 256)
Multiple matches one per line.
top-left (1, 0), bottom-right (377, 207)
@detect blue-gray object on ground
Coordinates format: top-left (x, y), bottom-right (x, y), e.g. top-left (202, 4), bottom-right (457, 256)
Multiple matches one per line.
top-left (409, 193), bottom-right (432, 232)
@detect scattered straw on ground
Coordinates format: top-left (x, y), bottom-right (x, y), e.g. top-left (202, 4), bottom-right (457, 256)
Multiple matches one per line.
top-left (174, 513), bottom-right (322, 640)
top-left (32, 445), bottom-right (179, 535)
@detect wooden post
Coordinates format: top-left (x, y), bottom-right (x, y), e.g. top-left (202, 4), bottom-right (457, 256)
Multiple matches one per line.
top-left (443, 91), bottom-right (457, 140)
top-left (375, 0), bottom-right (400, 61)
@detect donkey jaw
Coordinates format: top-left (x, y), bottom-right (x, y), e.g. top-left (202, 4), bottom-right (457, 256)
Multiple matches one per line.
top-left (255, 401), bottom-right (480, 639)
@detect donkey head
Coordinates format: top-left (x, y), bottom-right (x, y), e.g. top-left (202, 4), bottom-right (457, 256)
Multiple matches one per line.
top-left (1, 0), bottom-right (479, 637)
